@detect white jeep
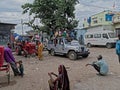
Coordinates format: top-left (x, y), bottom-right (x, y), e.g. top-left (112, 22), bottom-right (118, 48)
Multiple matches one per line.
top-left (47, 37), bottom-right (90, 60)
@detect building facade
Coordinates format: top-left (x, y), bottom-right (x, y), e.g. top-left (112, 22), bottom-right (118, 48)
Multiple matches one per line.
top-left (0, 22), bottom-right (16, 45)
top-left (82, 10), bottom-right (116, 36)
top-left (113, 14), bottom-right (120, 35)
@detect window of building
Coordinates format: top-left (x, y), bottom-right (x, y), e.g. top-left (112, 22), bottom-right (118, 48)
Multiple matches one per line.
top-left (118, 16), bottom-right (120, 19)
top-left (100, 18), bottom-right (102, 21)
top-left (93, 20), bottom-right (98, 23)
top-left (92, 17), bottom-right (98, 24)
top-left (105, 14), bottom-right (114, 21)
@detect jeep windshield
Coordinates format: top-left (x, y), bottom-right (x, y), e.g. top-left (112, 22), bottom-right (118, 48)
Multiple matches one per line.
top-left (64, 39), bottom-right (71, 44)
top-left (71, 40), bottom-right (80, 46)
top-left (65, 39), bottom-right (79, 45)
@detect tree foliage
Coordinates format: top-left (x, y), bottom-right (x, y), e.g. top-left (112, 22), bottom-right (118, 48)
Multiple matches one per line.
top-left (22, 0), bottom-right (79, 33)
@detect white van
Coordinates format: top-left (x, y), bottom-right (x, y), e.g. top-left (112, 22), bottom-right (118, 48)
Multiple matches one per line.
top-left (84, 30), bottom-right (117, 48)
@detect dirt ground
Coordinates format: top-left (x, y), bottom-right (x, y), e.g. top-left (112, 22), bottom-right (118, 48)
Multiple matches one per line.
top-left (0, 47), bottom-right (120, 90)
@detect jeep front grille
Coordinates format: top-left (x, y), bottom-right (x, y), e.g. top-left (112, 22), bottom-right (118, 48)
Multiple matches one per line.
top-left (81, 47), bottom-right (84, 51)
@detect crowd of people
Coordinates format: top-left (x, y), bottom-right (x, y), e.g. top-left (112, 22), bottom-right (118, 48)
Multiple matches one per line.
top-left (50, 29), bottom-right (76, 40)
top-left (1, 41), bottom-right (109, 90)
top-left (2, 32), bottom-right (120, 89)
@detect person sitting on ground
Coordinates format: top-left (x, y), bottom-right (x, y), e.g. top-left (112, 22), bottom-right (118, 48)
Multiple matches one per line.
top-left (48, 65), bottom-right (70, 90)
top-left (18, 60), bottom-right (24, 77)
top-left (86, 55), bottom-right (109, 76)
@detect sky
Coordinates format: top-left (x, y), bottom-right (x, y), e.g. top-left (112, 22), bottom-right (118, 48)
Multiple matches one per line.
top-left (0, 0), bottom-right (120, 35)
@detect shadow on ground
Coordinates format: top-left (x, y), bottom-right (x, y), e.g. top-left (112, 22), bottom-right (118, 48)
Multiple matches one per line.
top-left (0, 80), bottom-right (17, 88)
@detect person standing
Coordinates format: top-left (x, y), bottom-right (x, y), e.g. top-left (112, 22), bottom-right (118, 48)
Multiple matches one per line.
top-left (38, 41), bottom-right (44, 60)
top-left (115, 34), bottom-right (120, 63)
top-left (62, 30), bottom-right (67, 38)
top-left (86, 55), bottom-right (109, 76)
top-left (4, 43), bottom-right (20, 76)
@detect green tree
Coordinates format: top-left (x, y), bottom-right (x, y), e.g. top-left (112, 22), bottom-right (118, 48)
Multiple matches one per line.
top-left (22, 0), bottom-right (79, 34)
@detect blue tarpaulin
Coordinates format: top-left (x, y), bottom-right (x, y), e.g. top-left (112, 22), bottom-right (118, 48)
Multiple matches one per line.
top-left (13, 33), bottom-right (23, 41)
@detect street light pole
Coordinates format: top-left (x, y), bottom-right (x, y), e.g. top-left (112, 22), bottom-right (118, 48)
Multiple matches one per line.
top-left (21, 19), bottom-right (24, 35)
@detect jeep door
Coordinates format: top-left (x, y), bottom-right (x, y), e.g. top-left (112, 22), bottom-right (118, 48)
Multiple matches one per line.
top-left (56, 38), bottom-right (65, 53)
top-left (53, 38), bottom-right (59, 52)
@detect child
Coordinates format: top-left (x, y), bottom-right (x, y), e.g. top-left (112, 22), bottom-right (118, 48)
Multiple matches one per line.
top-left (18, 60), bottom-right (24, 77)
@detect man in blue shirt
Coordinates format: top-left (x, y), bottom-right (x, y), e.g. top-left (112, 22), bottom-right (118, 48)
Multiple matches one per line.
top-left (86, 55), bottom-right (109, 76)
top-left (115, 34), bottom-right (120, 63)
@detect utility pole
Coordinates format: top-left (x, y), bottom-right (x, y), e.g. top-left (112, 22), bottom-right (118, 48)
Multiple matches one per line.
top-left (21, 19), bottom-right (24, 35)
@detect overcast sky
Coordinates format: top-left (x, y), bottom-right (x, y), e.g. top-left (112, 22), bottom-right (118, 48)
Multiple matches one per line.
top-left (0, 0), bottom-right (120, 34)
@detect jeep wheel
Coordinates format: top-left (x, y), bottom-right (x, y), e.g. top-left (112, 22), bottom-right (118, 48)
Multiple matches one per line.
top-left (106, 43), bottom-right (112, 49)
top-left (68, 51), bottom-right (77, 60)
top-left (82, 54), bottom-right (88, 58)
top-left (51, 49), bottom-right (55, 56)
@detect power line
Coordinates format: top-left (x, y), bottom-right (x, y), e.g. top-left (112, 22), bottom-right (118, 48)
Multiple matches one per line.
top-left (82, 3), bottom-right (110, 9)
top-left (79, 1), bottom-right (115, 10)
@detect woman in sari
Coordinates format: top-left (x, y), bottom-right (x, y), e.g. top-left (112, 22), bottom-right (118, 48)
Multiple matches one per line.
top-left (38, 41), bottom-right (44, 60)
top-left (48, 65), bottom-right (70, 90)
